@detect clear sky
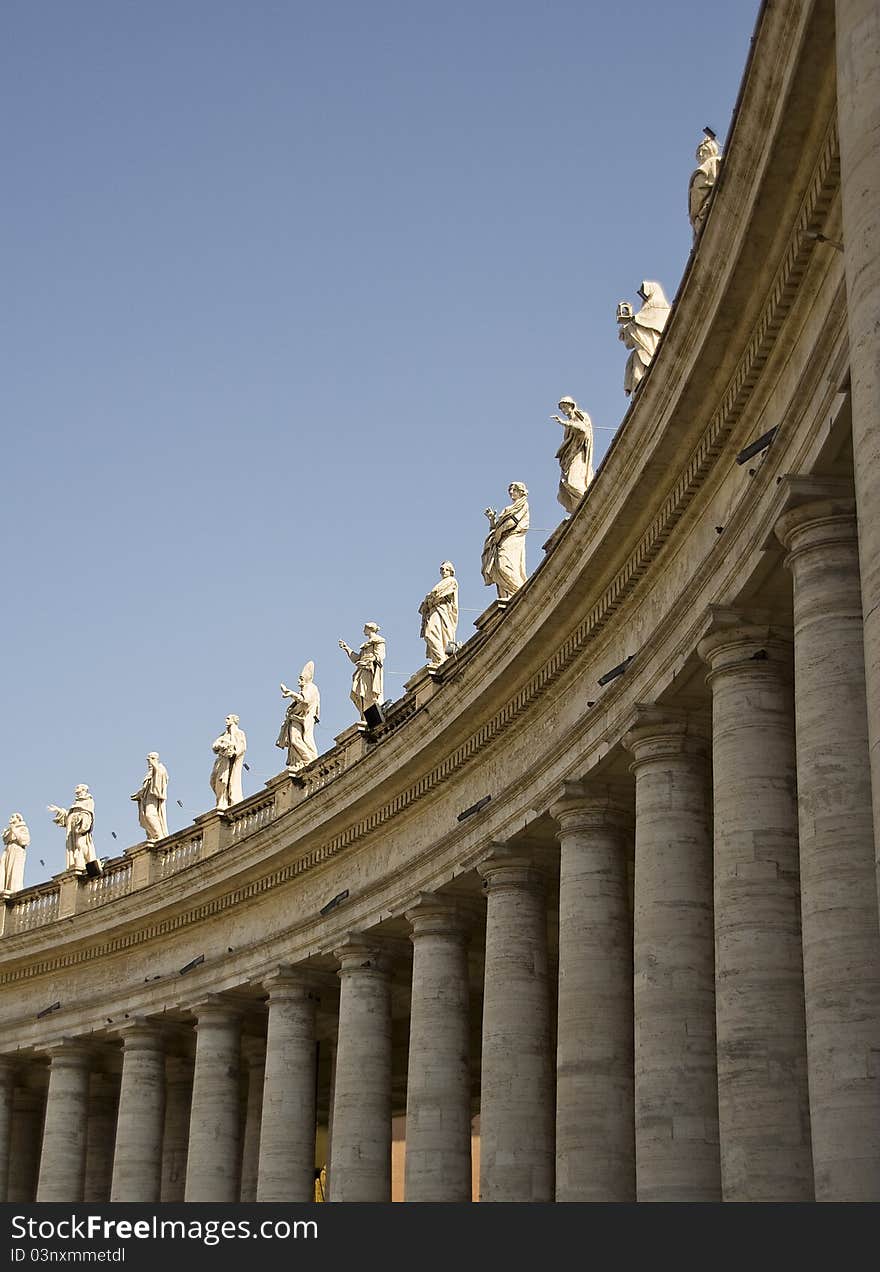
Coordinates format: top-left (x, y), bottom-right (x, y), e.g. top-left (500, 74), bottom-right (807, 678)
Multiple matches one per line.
top-left (2, 1), bottom-right (759, 886)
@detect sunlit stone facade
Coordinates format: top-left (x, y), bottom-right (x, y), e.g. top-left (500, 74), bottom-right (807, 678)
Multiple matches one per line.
top-left (2, 0), bottom-right (880, 1203)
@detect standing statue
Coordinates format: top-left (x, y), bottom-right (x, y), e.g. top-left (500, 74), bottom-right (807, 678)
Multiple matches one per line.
top-left (276, 661), bottom-right (321, 771)
top-left (616, 281), bottom-right (672, 396)
top-left (481, 482), bottom-right (530, 600)
top-left (131, 752), bottom-right (169, 843)
top-left (689, 129), bottom-right (723, 237)
top-left (48, 785), bottom-right (102, 876)
top-left (552, 397), bottom-right (594, 514)
top-left (339, 624), bottom-right (386, 719)
top-left (1, 813), bottom-right (30, 894)
top-left (419, 562), bottom-right (459, 666)
top-left (210, 715), bottom-right (247, 810)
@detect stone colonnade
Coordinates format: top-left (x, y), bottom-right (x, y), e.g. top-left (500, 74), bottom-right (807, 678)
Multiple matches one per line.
top-left (3, 488), bottom-right (880, 1203)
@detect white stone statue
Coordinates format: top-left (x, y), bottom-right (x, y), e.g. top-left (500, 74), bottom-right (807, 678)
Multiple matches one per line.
top-left (616, 281), bottom-right (671, 396)
top-left (419, 562), bottom-right (459, 666)
top-left (1, 813), bottom-right (30, 894)
top-left (48, 785), bottom-right (102, 876)
top-left (481, 482), bottom-right (530, 600)
top-left (339, 624), bottom-right (386, 719)
top-left (210, 715), bottom-right (247, 810)
top-left (276, 662), bottom-right (321, 771)
top-left (552, 397), bottom-right (594, 514)
top-left (131, 752), bottom-right (169, 843)
top-left (689, 131), bottom-right (723, 237)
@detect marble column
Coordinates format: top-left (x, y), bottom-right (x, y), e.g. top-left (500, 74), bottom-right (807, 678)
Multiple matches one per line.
top-left (257, 970), bottom-right (319, 1203)
top-left (83, 1072), bottom-right (119, 1203)
top-left (160, 1055), bottom-right (193, 1203)
top-left (7, 1085), bottom-right (44, 1203)
top-left (111, 1023), bottom-right (166, 1202)
top-left (776, 488), bottom-right (880, 1200)
top-left (184, 1001), bottom-right (242, 1202)
top-left (698, 614), bottom-right (813, 1200)
top-left (835, 0), bottom-right (880, 870)
top-left (404, 895), bottom-right (473, 1202)
top-left (0, 1058), bottom-right (15, 1202)
top-left (323, 1039), bottom-right (337, 1201)
top-left (36, 1042), bottom-right (92, 1202)
top-left (477, 845), bottom-right (554, 1202)
top-left (550, 784), bottom-right (634, 1202)
top-left (329, 937), bottom-right (392, 1202)
top-left (239, 1036), bottom-right (265, 1202)
top-left (623, 709), bottom-right (721, 1201)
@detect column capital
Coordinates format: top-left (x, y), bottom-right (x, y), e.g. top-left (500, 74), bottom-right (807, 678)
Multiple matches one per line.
top-left (261, 965), bottom-right (323, 1003)
top-left (403, 892), bottom-right (478, 940)
top-left (114, 1019), bottom-right (168, 1053)
top-left (42, 1039), bottom-right (94, 1069)
top-left (623, 705), bottom-right (709, 770)
top-left (333, 933), bottom-right (393, 977)
top-left (773, 482), bottom-right (857, 561)
top-left (477, 841), bottom-right (546, 893)
top-left (550, 780), bottom-right (633, 836)
top-left (189, 997), bottom-right (245, 1028)
top-left (697, 607), bottom-right (793, 677)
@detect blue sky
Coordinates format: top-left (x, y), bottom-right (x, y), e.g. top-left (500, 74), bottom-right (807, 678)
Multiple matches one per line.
top-left (1, 1), bottom-right (759, 885)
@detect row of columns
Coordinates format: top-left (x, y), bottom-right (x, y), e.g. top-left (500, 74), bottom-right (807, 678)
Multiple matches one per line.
top-left (1, 497), bottom-right (878, 1204)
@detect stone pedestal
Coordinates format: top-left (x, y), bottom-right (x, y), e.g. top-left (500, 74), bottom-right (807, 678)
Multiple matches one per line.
top-left (550, 784), bottom-right (634, 1201)
top-left (257, 970), bottom-right (319, 1203)
top-left (698, 615), bottom-right (813, 1200)
top-left (776, 489), bottom-right (880, 1200)
top-left (184, 1002), bottom-right (241, 1202)
top-left (83, 1072), bottom-right (119, 1203)
top-left (835, 0), bottom-right (880, 883)
top-left (36, 1042), bottom-right (92, 1202)
top-left (623, 710), bottom-right (721, 1201)
top-left (329, 938), bottom-right (392, 1202)
top-left (111, 1023), bottom-right (166, 1202)
top-left (404, 895), bottom-right (473, 1202)
top-left (477, 846), bottom-right (553, 1202)
top-left (160, 1056), bottom-right (193, 1202)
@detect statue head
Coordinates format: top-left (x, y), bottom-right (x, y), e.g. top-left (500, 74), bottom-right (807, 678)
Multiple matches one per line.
top-left (557, 396), bottom-right (577, 416)
top-left (440, 561), bottom-right (455, 578)
top-left (147, 752), bottom-right (159, 765)
top-left (299, 660), bottom-right (315, 687)
top-left (508, 481), bottom-right (528, 500)
top-left (363, 622), bottom-right (380, 636)
top-left (696, 135), bottom-right (720, 163)
top-left (9, 812), bottom-right (24, 826)
top-left (226, 714), bottom-right (240, 728)
top-left (74, 784), bottom-right (90, 800)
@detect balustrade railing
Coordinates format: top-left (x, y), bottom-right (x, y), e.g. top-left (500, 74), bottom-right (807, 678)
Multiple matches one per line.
top-left (158, 834), bottom-right (203, 878)
top-left (6, 884), bottom-right (60, 934)
top-left (83, 860), bottom-right (133, 908)
top-left (226, 797), bottom-right (276, 842)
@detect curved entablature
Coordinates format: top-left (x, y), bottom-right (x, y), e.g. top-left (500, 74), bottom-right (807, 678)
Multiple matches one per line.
top-left (6, 0), bottom-right (880, 1209)
top-left (0, 0), bottom-right (843, 1001)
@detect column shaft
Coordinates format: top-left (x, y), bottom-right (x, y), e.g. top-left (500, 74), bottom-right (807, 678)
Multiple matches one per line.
top-left (36, 1044), bottom-right (92, 1202)
top-left (160, 1057), bottom-right (193, 1203)
top-left (239, 1038), bottom-right (265, 1203)
top-left (835, 0), bottom-right (880, 870)
top-left (257, 973), bottom-right (318, 1203)
top-left (624, 715), bottom-right (721, 1201)
top-left (478, 849), bottom-right (554, 1202)
top-left (404, 897), bottom-right (473, 1202)
top-left (699, 620), bottom-right (813, 1200)
top-left (329, 940), bottom-right (392, 1202)
top-left (111, 1025), bottom-right (166, 1202)
top-left (551, 788), bottom-right (634, 1201)
top-left (184, 1004), bottom-right (241, 1202)
top-left (7, 1087), bottom-right (44, 1203)
top-left (83, 1073), bottom-right (119, 1203)
top-left (777, 495), bottom-right (880, 1199)
top-left (0, 1059), bottom-right (14, 1202)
